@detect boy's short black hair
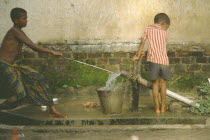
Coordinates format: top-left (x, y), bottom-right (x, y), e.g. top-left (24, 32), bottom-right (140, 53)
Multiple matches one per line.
top-left (154, 13), bottom-right (170, 25)
top-left (10, 7), bottom-right (27, 22)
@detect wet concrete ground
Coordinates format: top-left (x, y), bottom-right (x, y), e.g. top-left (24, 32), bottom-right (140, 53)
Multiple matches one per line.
top-left (6, 94), bottom-right (203, 120)
top-left (0, 94), bottom-right (209, 140)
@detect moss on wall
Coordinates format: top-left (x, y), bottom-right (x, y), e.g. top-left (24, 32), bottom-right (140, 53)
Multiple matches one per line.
top-left (44, 61), bottom-right (123, 93)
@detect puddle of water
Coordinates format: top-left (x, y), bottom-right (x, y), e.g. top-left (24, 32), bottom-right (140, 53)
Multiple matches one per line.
top-left (9, 95), bottom-right (203, 120)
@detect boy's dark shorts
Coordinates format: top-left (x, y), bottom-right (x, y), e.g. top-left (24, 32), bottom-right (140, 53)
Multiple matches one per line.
top-left (149, 62), bottom-right (171, 80)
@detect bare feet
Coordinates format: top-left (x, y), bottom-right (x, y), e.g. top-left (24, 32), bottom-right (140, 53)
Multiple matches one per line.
top-left (49, 105), bottom-right (67, 118)
top-left (49, 110), bottom-right (67, 118)
top-left (154, 107), bottom-right (160, 113)
top-left (154, 109), bottom-right (160, 113)
top-left (160, 106), bottom-right (168, 113)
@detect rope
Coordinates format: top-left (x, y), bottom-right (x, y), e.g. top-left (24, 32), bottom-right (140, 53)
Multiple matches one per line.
top-left (63, 57), bottom-right (115, 74)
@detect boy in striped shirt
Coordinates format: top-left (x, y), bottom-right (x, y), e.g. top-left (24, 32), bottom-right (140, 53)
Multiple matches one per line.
top-left (132, 13), bottom-right (171, 113)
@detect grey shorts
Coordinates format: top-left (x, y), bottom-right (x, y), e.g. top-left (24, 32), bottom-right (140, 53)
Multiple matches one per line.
top-left (149, 62), bottom-right (171, 80)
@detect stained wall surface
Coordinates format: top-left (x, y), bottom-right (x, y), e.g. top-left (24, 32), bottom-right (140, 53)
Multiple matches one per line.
top-left (0, 0), bottom-right (210, 44)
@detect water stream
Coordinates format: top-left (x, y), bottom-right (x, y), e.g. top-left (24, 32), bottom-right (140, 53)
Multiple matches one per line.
top-left (105, 72), bottom-right (121, 90)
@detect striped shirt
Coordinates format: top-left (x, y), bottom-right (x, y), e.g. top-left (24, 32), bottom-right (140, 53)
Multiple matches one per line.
top-left (141, 24), bottom-right (169, 65)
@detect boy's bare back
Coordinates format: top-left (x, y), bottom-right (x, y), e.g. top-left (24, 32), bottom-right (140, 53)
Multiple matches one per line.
top-left (0, 27), bottom-right (25, 64)
top-left (0, 7), bottom-right (66, 118)
top-left (0, 11), bottom-right (62, 64)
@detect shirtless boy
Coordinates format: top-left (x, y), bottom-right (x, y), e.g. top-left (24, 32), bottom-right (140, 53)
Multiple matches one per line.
top-left (0, 7), bottom-right (66, 118)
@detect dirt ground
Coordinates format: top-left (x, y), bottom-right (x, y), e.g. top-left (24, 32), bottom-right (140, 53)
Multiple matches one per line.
top-left (0, 128), bottom-right (210, 140)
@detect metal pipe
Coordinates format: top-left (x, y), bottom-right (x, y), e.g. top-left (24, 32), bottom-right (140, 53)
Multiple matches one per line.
top-left (166, 90), bottom-right (200, 107)
top-left (120, 71), bottom-right (200, 107)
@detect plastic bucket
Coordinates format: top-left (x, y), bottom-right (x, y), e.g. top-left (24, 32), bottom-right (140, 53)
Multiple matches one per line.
top-left (96, 86), bottom-right (125, 114)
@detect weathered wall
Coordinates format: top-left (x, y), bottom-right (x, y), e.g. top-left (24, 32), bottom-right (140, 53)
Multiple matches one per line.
top-left (0, 0), bottom-right (210, 45)
top-left (22, 44), bottom-right (210, 77)
top-left (0, 0), bottom-right (209, 91)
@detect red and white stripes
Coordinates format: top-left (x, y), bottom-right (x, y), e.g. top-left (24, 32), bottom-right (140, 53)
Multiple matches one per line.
top-left (141, 24), bottom-right (169, 65)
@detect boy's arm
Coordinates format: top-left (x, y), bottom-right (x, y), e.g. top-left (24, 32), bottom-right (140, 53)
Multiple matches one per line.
top-left (13, 28), bottom-right (62, 56)
top-left (132, 38), bottom-right (146, 61)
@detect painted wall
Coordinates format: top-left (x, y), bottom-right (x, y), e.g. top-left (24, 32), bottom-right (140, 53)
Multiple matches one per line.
top-left (0, 0), bottom-right (210, 44)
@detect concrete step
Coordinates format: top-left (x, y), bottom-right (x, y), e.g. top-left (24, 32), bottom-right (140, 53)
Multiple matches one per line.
top-left (24, 124), bottom-right (207, 132)
top-left (0, 124), bottom-right (208, 133)
top-left (0, 111), bottom-right (207, 126)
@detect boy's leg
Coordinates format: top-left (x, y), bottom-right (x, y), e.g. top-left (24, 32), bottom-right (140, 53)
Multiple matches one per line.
top-left (159, 64), bottom-right (171, 112)
top-left (149, 62), bottom-right (161, 113)
top-left (159, 78), bottom-right (167, 112)
top-left (0, 62), bottom-right (27, 110)
top-left (152, 79), bottom-right (160, 113)
top-left (17, 65), bottom-right (54, 106)
top-left (18, 65), bottom-right (66, 118)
